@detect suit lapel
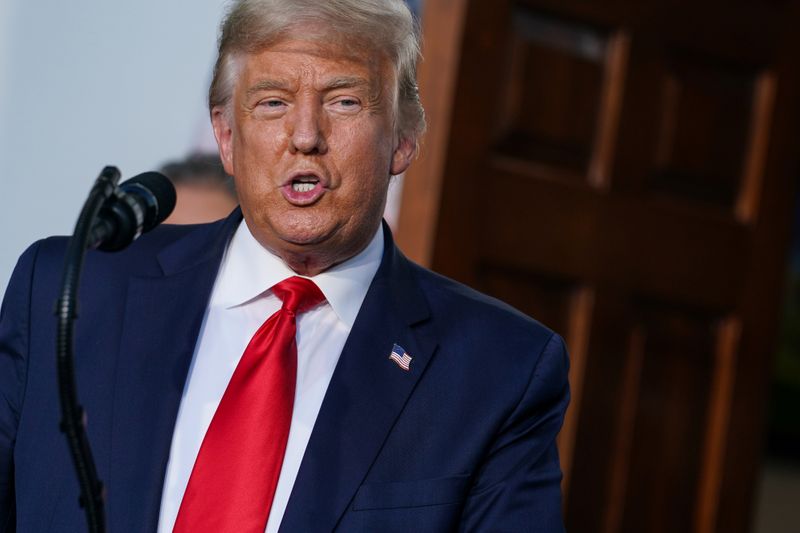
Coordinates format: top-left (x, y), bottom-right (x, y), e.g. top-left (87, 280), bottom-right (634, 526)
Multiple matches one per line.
top-left (107, 211), bottom-right (242, 533)
top-left (279, 227), bottom-right (437, 532)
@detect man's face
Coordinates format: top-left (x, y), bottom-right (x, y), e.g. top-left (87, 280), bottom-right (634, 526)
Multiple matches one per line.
top-left (213, 28), bottom-right (415, 275)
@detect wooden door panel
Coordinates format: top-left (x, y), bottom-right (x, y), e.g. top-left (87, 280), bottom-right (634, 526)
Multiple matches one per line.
top-left (495, 8), bottom-right (609, 177)
top-left (646, 54), bottom-right (757, 209)
top-left (398, 0), bottom-right (800, 531)
top-left (479, 170), bottom-right (747, 310)
top-left (616, 38), bottom-right (776, 220)
top-left (618, 302), bottom-right (718, 533)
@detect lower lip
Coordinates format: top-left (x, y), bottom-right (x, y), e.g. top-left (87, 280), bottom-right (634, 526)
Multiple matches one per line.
top-left (281, 182), bottom-right (326, 205)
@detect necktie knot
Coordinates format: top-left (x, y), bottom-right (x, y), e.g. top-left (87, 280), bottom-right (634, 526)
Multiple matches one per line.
top-left (272, 276), bottom-right (325, 314)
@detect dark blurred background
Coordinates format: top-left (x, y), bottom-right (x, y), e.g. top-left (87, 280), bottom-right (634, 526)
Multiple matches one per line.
top-left (395, 1), bottom-right (800, 532)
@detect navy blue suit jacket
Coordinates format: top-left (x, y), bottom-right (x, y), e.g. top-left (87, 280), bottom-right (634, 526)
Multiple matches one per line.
top-left (0, 209), bottom-right (569, 532)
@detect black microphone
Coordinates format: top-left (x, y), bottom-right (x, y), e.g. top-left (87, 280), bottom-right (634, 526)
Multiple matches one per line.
top-left (89, 171), bottom-right (176, 251)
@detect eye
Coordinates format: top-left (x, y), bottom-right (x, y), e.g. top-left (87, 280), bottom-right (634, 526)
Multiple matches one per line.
top-left (253, 98), bottom-right (288, 117)
top-left (260, 99), bottom-right (286, 108)
top-left (330, 96), bottom-right (362, 113)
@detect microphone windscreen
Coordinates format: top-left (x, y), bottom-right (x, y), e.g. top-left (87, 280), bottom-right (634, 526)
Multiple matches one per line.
top-left (121, 171), bottom-right (177, 229)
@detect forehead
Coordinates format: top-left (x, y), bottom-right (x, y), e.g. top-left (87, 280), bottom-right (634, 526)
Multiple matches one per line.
top-left (236, 26), bottom-right (394, 90)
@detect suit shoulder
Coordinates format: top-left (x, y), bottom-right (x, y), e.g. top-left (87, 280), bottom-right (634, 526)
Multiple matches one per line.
top-left (31, 221), bottom-right (218, 276)
top-left (34, 223), bottom-right (197, 257)
top-left (398, 259), bottom-right (568, 408)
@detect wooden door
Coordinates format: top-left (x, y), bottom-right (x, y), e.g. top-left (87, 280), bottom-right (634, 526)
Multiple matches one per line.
top-left (397, 1), bottom-right (800, 531)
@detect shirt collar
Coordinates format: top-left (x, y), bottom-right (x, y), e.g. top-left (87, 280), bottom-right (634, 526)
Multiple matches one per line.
top-left (211, 220), bottom-right (384, 328)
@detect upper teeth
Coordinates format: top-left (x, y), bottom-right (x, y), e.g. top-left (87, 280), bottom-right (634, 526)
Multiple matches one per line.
top-left (292, 182), bottom-right (316, 193)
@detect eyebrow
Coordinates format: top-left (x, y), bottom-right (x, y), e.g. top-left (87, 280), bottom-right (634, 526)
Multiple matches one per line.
top-left (322, 76), bottom-right (370, 91)
top-left (246, 79), bottom-right (292, 99)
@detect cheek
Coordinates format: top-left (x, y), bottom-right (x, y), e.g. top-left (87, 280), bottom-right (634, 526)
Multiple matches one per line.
top-left (232, 127), bottom-right (283, 191)
top-left (333, 128), bottom-right (393, 208)
top-left (236, 115), bottom-right (286, 154)
top-left (336, 122), bottom-right (394, 170)
top-left (345, 171), bottom-right (391, 220)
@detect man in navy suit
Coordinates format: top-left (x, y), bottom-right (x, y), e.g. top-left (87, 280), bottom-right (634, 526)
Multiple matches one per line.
top-left (0, 0), bottom-right (569, 531)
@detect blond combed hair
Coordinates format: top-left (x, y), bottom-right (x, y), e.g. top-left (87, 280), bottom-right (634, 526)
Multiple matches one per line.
top-left (209, 0), bottom-right (426, 142)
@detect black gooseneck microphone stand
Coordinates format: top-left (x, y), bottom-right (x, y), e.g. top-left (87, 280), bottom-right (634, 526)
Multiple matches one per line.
top-left (55, 165), bottom-right (120, 533)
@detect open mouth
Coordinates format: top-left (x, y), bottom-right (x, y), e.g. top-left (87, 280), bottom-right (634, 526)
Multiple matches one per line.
top-left (291, 176), bottom-right (319, 192)
top-left (282, 173), bottom-right (326, 205)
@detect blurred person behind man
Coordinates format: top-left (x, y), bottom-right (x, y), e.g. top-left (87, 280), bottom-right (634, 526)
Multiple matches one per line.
top-left (160, 153), bottom-right (238, 224)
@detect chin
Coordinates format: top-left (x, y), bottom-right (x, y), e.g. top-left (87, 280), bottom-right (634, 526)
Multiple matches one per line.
top-left (259, 208), bottom-right (332, 242)
top-left (276, 221), bottom-right (339, 248)
top-left (282, 232), bottom-right (329, 247)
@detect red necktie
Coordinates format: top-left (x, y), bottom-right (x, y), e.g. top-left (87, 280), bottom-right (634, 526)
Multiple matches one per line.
top-left (173, 276), bottom-right (325, 532)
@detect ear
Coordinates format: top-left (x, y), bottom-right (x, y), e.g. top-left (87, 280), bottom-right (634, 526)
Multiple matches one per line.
top-left (390, 135), bottom-right (416, 176)
top-left (211, 106), bottom-right (235, 176)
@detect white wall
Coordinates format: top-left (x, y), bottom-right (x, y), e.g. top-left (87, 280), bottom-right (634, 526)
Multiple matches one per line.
top-left (0, 0), bottom-right (227, 294)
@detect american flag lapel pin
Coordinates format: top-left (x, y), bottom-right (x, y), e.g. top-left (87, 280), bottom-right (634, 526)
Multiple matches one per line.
top-left (389, 343), bottom-right (412, 371)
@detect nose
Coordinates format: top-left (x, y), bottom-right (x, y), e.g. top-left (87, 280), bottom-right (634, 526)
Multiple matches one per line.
top-left (288, 99), bottom-right (328, 155)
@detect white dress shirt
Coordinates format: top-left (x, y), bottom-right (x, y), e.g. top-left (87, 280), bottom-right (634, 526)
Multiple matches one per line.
top-left (157, 220), bottom-right (384, 533)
